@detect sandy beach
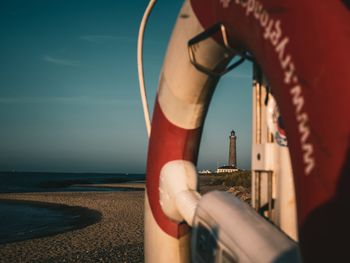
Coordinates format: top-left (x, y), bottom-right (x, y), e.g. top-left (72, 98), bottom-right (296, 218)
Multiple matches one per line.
top-left (0, 191), bottom-right (144, 263)
top-left (0, 175), bottom-right (250, 263)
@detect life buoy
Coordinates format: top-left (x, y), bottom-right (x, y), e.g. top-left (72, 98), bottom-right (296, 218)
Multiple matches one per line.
top-left (145, 0), bottom-right (350, 262)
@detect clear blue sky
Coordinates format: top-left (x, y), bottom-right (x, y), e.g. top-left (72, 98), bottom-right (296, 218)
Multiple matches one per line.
top-left (0, 0), bottom-right (252, 173)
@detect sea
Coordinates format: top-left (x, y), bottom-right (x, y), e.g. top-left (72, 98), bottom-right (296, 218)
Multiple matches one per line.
top-left (0, 172), bottom-right (145, 244)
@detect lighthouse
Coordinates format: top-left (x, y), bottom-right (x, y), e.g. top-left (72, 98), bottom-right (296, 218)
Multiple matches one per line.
top-left (228, 130), bottom-right (237, 168)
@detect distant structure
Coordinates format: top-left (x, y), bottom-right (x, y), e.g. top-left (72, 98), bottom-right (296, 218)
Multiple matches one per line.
top-left (198, 169), bottom-right (212, 174)
top-left (216, 165), bottom-right (237, 173)
top-left (216, 130), bottom-right (238, 173)
top-left (228, 130), bottom-right (237, 168)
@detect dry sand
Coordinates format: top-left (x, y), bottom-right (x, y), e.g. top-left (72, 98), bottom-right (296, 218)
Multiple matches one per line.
top-left (0, 191), bottom-right (144, 263)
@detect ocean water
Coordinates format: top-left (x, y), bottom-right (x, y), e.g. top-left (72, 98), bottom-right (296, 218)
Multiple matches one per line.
top-left (0, 172), bottom-right (145, 244)
top-left (0, 200), bottom-right (101, 244)
top-left (0, 172), bottom-right (145, 193)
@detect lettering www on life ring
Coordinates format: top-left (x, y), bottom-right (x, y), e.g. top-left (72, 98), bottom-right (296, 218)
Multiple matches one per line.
top-left (232, 0), bottom-right (315, 175)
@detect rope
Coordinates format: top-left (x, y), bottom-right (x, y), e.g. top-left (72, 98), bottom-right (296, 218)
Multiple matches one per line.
top-left (137, 0), bottom-right (156, 137)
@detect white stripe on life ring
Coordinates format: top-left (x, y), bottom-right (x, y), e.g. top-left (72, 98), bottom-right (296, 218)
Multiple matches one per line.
top-left (158, 0), bottom-right (229, 130)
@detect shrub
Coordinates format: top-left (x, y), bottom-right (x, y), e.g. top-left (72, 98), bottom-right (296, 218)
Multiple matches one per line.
top-left (222, 170), bottom-right (251, 189)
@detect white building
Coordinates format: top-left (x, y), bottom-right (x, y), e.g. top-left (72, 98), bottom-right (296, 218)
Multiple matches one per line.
top-left (198, 169), bottom-right (212, 174)
top-left (216, 165), bottom-right (238, 173)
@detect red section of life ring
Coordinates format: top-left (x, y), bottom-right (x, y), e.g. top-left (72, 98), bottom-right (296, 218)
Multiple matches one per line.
top-left (146, 100), bottom-right (199, 238)
top-left (190, 0), bottom-right (350, 261)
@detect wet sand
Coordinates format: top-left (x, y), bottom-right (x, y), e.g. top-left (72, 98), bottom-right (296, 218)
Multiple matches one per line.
top-left (0, 191), bottom-right (144, 263)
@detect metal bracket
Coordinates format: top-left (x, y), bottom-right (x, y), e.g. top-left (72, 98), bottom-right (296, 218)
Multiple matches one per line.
top-left (188, 23), bottom-right (253, 77)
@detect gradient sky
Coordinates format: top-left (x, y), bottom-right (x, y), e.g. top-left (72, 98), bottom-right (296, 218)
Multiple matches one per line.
top-left (0, 0), bottom-right (252, 173)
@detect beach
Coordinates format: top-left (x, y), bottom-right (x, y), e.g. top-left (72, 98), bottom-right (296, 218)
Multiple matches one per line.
top-left (0, 174), bottom-right (250, 263)
top-left (0, 191), bottom-right (144, 263)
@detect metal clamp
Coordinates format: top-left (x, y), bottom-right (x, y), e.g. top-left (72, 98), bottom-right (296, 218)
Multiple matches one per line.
top-left (188, 23), bottom-right (253, 77)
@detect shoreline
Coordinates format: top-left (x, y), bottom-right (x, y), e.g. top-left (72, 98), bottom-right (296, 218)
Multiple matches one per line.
top-left (0, 191), bottom-right (144, 263)
top-left (72, 182), bottom-right (145, 190)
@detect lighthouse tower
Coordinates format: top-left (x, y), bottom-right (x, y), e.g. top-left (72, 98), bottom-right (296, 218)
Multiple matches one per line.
top-left (228, 130), bottom-right (237, 168)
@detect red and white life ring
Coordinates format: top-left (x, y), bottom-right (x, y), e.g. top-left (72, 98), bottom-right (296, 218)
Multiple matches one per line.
top-left (145, 0), bottom-right (350, 262)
